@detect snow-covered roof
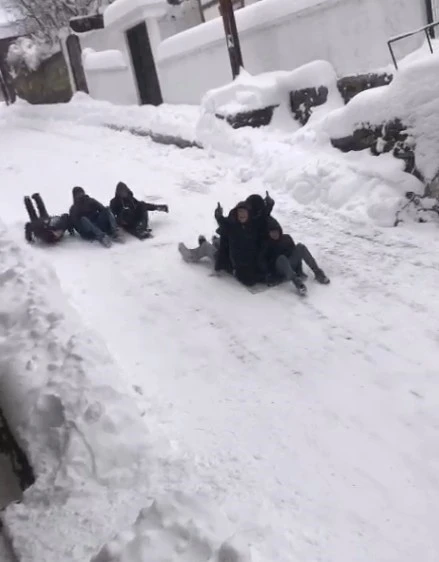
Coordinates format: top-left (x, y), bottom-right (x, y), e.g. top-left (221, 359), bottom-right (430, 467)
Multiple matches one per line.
top-left (104, 0), bottom-right (168, 30)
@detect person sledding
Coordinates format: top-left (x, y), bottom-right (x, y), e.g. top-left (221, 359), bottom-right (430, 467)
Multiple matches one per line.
top-left (24, 193), bottom-right (74, 244)
top-left (260, 217), bottom-right (330, 296)
top-left (179, 200), bottom-right (266, 287)
top-left (69, 186), bottom-right (122, 248)
top-left (109, 181), bottom-right (169, 239)
top-left (214, 192), bottom-right (274, 274)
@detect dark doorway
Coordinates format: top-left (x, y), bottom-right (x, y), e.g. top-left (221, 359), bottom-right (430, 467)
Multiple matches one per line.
top-left (126, 22), bottom-right (162, 106)
top-left (66, 34), bottom-right (89, 94)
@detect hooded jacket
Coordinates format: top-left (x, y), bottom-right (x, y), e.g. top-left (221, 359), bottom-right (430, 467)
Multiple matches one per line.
top-left (69, 187), bottom-right (105, 225)
top-left (259, 217), bottom-right (296, 272)
top-left (110, 182), bottom-right (165, 227)
top-left (215, 201), bottom-right (265, 285)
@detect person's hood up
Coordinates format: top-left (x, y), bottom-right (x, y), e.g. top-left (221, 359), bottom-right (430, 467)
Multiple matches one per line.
top-left (230, 200), bottom-right (251, 222)
top-left (72, 186), bottom-right (86, 202)
top-left (115, 181), bottom-right (133, 199)
top-left (267, 216), bottom-right (283, 236)
top-left (246, 194), bottom-right (265, 218)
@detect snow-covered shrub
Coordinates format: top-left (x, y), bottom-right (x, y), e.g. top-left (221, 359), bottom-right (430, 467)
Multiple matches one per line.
top-left (7, 36), bottom-right (53, 76)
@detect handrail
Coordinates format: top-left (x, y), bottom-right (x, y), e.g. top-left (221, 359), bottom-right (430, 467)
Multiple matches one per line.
top-left (388, 20), bottom-right (439, 69)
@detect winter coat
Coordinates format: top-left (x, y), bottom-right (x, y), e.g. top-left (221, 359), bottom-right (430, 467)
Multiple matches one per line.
top-left (215, 202), bottom-right (265, 285)
top-left (69, 195), bottom-right (105, 225)
top-left (25, 214), bottom-right (73, 244)
top-left (259, 217), bottom-right (296, 273)
top-left (110, 183), bottom-right (166, 227)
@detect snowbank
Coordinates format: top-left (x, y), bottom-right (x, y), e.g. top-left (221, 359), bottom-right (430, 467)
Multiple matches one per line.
top-left (0, 226), bottom-right (243, 562)
top-left (1, 93), bottom-right (199, 142)
top-left (82, 48), bottom-right (128, 72)
top-left (201, 62), bottom-right (344, 130)
top-left (317, 53), bottom-right (439, 181)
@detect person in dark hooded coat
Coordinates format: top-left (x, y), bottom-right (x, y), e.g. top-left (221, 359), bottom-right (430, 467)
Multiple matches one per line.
top-left (109, 181), bottom-right (169, 239)
top-left (24, 193), bottom-right (74, 244)
top-left (260, 216), bottom-right (330, 296)
top-left (214, 191), bottom-right (274, 273)
top-left (179, 201), bottom-right (265, 287)
top-left (69, 186), bottom-right (120, 248)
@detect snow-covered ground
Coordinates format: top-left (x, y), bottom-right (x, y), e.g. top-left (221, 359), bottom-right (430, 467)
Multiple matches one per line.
top-left (1, 50), bottom-right (439, 561)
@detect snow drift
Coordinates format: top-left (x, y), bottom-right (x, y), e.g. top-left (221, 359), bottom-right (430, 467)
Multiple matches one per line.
top-left (317, 52), bottom-right (439, 182)
top-left (201, 61), bottom-right (344, 131)
top-left (0, 225), bottom-right (244, 562)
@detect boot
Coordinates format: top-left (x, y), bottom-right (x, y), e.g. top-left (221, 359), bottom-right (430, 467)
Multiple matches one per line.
top-left (292, 276), bottom-right (307, 297)
top-left (99, 235), bottom-right (113, 248)
top-left (178, 242), bottom-right (196, 262)
top-left (315, 268), bottom-right (330, 285)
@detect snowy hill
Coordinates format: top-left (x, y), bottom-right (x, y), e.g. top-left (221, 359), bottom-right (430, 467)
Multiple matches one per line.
top-left (1, 49), bottom-right (439, 562)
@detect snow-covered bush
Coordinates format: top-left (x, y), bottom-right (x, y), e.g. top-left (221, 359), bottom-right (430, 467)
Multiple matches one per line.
top-left (7, 36), bottom-right (53, 76)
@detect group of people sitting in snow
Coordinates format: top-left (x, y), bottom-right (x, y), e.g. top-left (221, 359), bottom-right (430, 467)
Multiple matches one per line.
top-left (25, 186), bottom-right (329, 296)
top-left (24, 182), bottom-right (169, 247)
top-left (179, 192), bottom-right (329, 296)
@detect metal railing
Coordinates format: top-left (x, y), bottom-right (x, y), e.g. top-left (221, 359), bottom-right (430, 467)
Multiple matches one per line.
top-left (388, 20), bottom-right (439, 70)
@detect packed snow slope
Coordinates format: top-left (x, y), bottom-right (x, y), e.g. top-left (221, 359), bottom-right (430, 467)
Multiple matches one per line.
top-left (1, 102), bottom-right (439, 562)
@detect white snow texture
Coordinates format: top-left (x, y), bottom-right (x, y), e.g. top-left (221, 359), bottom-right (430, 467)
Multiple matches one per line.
top-left (1, 41), bottom-right (439, 562)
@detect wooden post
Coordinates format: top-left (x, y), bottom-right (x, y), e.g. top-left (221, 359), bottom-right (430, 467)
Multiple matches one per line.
top-left (219, 0), bottom-right (244, 79)
top-left (425, 0), bottom-right (435, 38)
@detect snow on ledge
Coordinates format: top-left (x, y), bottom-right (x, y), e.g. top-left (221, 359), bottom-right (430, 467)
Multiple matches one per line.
top-left (201, 61), bottom-right (341, 116)
top-left (157, 0), bottom-right (334, 62)
top-left (82, 48), bottom-right (128, 72)
top-left (104, 0), bottom-right (168, 30)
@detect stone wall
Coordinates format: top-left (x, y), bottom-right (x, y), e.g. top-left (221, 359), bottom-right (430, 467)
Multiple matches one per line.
top-left (13, 51), bottom-right (73, 105)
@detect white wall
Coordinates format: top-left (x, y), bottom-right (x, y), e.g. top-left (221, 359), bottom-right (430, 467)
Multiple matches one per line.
top-left (78, 28), bottom-right (139, 105)
top-left (156, 0), bottom-right (427, 105)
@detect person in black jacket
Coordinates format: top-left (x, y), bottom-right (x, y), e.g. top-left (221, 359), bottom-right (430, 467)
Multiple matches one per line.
top-left (261, 217), bottom-right (330, 296)
top-left (179, 201), bottom-right (266, 287)
top-left (24, 193), bottom-right (74, 244)
top-left (109, 181), bottom-right (169, 239)
top-left (70, 186), bottom-right (121, 248)
top-left (214, 191), bottom-right (274, 273)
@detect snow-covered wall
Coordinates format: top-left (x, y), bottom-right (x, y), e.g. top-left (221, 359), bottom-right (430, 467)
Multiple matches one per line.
top-left (78, 28), bottom-right (139, 105)
top-left (157, 0), bottom-right (427, 104)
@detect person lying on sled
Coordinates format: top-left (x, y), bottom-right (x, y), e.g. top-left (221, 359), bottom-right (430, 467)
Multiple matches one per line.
top-left (214, 191), bottom-right (274, 274)
top-left (70, 186), bottom-right (122, 248)
top-left (179, 200), bottom-right (266, 287)
top-left (259, 217), bottom-right (330, 296)
top-left (109, 181), bottom-right (169, 239)
top-left (24, 193), bottom-right (74, 244)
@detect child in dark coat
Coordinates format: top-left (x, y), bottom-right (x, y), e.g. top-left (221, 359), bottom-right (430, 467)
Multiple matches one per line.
top-left (24, 193), bottom-right (73, 244)
top-left (261, 217), bottom-right (330, 296)
top-left (69, 186), bottom-right (121, 248)
top-left (109, 181), bottom-right (168, 239)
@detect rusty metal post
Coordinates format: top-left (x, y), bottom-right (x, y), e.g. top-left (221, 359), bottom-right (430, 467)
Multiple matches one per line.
top-left (219, 0), bottom-right (244, 79)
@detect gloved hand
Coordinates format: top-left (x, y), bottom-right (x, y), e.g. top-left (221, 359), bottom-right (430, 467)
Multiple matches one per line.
top-left (264, 190), bottom-right (274, 209)
top-left (214, 202), bottom-right (224, 222)
top-left (157, 204), bottom-right (169, 213)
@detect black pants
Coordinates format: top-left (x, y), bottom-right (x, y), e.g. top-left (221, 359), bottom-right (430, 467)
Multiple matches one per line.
top-left (24, 193), bottom-right (49, 221)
